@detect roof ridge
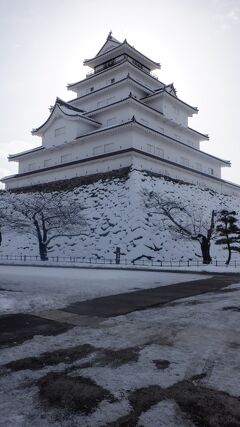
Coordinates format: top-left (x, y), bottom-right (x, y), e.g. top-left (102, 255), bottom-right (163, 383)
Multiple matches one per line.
top-left (84, 39), bottom-right (160, 68)
top-left (56, 97), bottom-right (85, 113)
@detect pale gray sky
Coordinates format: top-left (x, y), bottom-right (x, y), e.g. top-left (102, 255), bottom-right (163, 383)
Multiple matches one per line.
top-left (0, 0), bottom-right (240, 186)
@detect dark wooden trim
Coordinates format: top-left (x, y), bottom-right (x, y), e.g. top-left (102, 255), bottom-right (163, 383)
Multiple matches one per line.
top-left (9, 146), bottom-right (45, 160)
top-left (69, 75), bottom-right (154, 104)
top-left (68, 58), bottom-right (164, 89)
top-left (33, 101), bottom-right (101, 134)
top-left (142, 89), bottom-right (198, 112)
top-left (3, 147), bottom-right (237, 189)
top-left (84, 41), bottom-right (160, 69)
top-left (84, 94), bottom-right (164, 117)
top-left (9, 119), bottom-right (229, 165)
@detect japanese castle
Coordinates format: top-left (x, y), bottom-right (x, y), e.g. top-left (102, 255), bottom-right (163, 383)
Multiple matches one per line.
top-left (2, 33), bottom-right (239, 194)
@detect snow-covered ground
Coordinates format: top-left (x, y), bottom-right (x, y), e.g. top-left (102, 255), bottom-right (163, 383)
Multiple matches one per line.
top-left (0, 265), bottom-right (205, 314)
top-left (0, 269), bottom-right (240, 426)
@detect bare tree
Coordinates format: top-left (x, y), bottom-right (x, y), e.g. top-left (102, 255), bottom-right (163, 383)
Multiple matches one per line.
top-left (6, 191), bottom-right (86, 260)
top-left (142, 189), bottom-right (215, 264)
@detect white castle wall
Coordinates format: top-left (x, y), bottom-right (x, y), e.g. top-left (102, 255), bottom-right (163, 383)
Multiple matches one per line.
top-left (41, 116), bottom-right (94, 149)
top-left (132, 127), bottom-right (222, 178)
top-left (89, 101), bottom-right (199, 148)
top-left (17, 127), bottom-right (132, 175)
top-left (144, 96), bottom-right (190, 127)
top-left (73, 62), bottom-right (161, 97)
top-left (72, 79), bottom-right (150, 112)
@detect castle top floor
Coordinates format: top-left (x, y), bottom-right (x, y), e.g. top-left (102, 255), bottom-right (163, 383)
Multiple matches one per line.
top-left (84, 32), bottom-right (160, 73)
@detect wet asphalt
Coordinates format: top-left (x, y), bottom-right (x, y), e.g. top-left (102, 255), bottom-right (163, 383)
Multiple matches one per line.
top-left (1, 273), bottom-right (240, 348)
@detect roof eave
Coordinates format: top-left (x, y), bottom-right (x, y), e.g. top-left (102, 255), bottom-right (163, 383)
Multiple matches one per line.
top-left (142, 91), bottom-right (198, 113)
top-left (32, 101), bottom-right (101, 136)
top-left (1, 174), bottom-right (18, 182)
top-left (8, 147), bottom-right (44, 161)
top-left (84, 42), bottom-right (160, 70)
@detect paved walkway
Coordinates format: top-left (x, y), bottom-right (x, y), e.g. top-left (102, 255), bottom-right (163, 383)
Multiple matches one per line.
top-left (62, 274), bottom-right (240, 317)
top-left (1, 274), bottom-right (240, 348)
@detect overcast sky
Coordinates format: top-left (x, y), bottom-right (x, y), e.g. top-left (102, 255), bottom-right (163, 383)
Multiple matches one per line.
top-left (0, 0), bottom-right (240, 187)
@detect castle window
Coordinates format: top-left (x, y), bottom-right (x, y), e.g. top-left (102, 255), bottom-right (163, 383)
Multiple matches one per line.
top-left (103, 59), bottom-right (115, 69)
top-left (44, 159), bottom-right (52, 167)
top-left (107, 117), bottom-right (116, 126)
top-left (28, 162), bottom-right (36, 171)
top-left (61, 153), bottom-right (72, 163)
top-left (93, 145), bottom-right (104, 155)
top-left (132, 59), bottom-right (143, 70)
top-left (155, 147), bottom-right (164, 158)
top-left (106, 78), bottom-right (115, 85)
top-left (104, 143), bottom-right (114, 153)
top-left (208, 168), bottom-right (214, 175)
top-left (55, 126), bottom-right (65, 136)
top-left (87, 86), bottom-right (94, 93)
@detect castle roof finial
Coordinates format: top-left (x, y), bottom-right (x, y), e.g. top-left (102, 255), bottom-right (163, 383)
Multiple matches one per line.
top-left (108, 30), bottom-right (112, 39)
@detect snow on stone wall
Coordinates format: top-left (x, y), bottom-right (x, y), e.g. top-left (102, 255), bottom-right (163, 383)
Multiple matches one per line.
top-left (0, 169), bottom-right (239, 262)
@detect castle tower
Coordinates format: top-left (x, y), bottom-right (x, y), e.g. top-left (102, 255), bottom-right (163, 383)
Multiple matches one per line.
top-left (2, 33), bottom-right (237, 194)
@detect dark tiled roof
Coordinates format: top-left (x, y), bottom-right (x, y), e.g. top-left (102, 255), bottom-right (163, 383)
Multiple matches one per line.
top-left (95, 33), bottom-right (121, 56)
top-left (142, 88), bottom-right (198, 112)
top-left (83, 97), bottom-right (208, 142)
top-left (8, 146), bottom-right (45, 160)
top-left (67, 57), bottom-right (164, 89)
top-left (3, 148), bottom-right (234, 189)
top-left (73, 118), bottom-right (229, 165)
top-left (32, 98), bottom-right (101, 134)
top-left (84, 40), bottom-right (160, 68)
top-left (69, 75), bottom-right (154, 105)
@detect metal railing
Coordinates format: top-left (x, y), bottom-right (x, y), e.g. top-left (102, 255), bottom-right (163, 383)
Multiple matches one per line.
top-left (0, 254), bottom-right (240, 268)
